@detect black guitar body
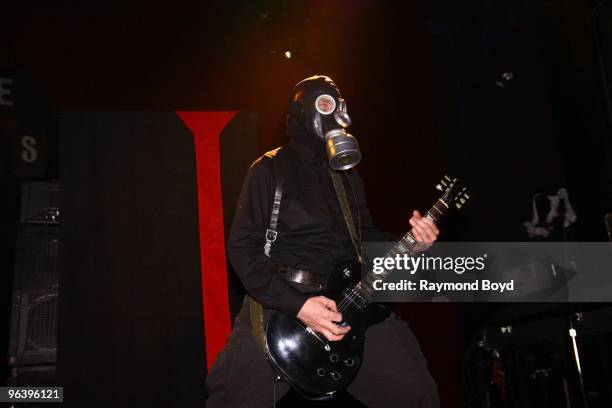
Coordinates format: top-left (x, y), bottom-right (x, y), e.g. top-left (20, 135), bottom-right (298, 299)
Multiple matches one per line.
top-left (265, 262), bottom-right (389, 400)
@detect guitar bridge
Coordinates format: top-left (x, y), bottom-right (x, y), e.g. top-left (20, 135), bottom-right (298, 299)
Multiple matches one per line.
top-left (305, 327), bottom-right (331, 351)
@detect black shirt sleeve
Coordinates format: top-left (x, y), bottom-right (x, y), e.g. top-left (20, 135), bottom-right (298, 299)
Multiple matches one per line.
top-left (227, 156), bottom-right (309, 317)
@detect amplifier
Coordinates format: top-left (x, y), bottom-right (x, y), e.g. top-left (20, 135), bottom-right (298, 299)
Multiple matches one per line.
top-left (8, 225), bottom-right (59, 367)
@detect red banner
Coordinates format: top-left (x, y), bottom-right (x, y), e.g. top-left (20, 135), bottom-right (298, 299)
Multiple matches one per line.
top-left (177, 111), bottom-right (237, 370)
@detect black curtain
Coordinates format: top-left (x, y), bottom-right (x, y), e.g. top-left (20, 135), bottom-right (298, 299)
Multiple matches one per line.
top-left (59, 111), bottom-right (206, 407)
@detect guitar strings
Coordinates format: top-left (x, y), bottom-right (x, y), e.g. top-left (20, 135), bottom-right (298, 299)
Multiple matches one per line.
top-left (337, 285), bottom-right (361, 312)
top-left (336, 248), bottom-right (401, 312)
top-left (336, 288), bottom-right (355, 312)
top-left (336, 290), bottom-right (355, 312)
top-left (339, 281), bottom-right (364, 311)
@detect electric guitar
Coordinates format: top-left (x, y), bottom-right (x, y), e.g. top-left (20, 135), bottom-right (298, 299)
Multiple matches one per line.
top-left (264, 175), bottom-right (469, 400)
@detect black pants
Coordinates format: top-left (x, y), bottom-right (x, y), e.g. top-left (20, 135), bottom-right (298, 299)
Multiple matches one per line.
top-left (206, 297), bottom-right (440, 407)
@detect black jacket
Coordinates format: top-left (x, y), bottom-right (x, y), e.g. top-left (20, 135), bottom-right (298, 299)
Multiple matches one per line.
top-left (227, 120), bottom-right (393, 317)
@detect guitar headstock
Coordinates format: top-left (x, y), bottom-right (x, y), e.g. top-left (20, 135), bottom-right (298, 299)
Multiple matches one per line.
top-left (436, 175), bottom-right (469, 210)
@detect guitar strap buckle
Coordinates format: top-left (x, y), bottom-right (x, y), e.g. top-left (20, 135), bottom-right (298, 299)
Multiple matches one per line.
top-left (264, 159), bottom-right (284, 258)
top-left (265, 229), bottom-right (278, 243)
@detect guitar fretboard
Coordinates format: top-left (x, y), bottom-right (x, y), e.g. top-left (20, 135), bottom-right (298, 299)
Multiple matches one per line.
top-left (358, 199), bottom-right (450, 299)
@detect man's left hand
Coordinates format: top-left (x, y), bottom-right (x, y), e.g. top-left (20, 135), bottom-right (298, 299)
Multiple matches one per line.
top-left (409, 210), bottom-right (439, 248)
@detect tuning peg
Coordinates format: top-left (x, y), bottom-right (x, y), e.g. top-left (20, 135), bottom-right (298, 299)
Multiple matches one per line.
top-left (459, 198), bottom-right (466, 204)
top-left (464, 193), bottom-right (470, 199)
top-left (440, 179), bottom-right (448, 187)
top-left (444, 175), bottom-right (451, 181)
top-left (436, 184), bottom-right (443, 191)
top-left (456, 203), bottom-right (462, 209)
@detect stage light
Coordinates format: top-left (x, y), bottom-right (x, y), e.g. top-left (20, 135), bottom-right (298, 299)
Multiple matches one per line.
top-left (496, 72), bottom-right (514, 88)
top-left (284, 50), bottom-right (292, 59)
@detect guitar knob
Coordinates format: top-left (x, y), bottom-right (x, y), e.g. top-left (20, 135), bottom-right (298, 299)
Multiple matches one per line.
top-left (344, 358), bottom-right (355, 367)
top-left (316, 368), bottom-right (326, 377)
top-left (330, 371), bottom-right (343, 381)
top-left (329, 353), bottom-right (340, 363)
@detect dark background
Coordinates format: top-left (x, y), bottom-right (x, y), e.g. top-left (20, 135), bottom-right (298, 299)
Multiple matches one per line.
top-left (1, 1), bottom-right (611, 407)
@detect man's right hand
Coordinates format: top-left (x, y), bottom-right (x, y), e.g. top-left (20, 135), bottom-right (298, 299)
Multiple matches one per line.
top-left (296, 296), bottom-right (351, 341)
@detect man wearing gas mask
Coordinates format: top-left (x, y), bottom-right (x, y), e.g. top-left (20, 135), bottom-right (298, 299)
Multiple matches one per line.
top-left (206, 75), bottom-right (440, 407)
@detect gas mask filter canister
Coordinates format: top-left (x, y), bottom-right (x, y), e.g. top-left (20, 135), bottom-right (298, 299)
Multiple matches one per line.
top-left (314, 94), bottom-right (361, 171)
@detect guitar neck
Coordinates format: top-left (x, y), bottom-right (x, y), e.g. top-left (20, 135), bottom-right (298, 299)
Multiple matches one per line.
top-left (359, 199), bottom-right (450, 296)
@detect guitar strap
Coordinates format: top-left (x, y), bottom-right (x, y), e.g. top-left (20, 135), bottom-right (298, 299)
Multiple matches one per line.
top-left (249, 295), bottom-right (267, 353)
top-left (329, 170), bottom-right (363, 264)
top-left (250, 157), bottom-right (285, 354)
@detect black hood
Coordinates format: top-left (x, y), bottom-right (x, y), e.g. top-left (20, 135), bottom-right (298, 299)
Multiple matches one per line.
top-left (287, 75), bottom-right (342, 143)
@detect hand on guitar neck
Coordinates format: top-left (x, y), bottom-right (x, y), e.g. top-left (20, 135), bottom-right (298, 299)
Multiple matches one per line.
top-left (408, 209), bottom-right (440, 251)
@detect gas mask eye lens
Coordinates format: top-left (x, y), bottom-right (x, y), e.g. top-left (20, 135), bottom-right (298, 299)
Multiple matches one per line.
top-left (315, 94), bottom-right (336, 115)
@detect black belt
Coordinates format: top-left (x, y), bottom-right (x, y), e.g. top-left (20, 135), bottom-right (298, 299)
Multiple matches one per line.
top-left (277, 265), bottom-right (325, 291)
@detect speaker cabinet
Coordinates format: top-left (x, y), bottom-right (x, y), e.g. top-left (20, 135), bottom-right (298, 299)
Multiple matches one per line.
top-left (8, 182), bottom-right (59, 369)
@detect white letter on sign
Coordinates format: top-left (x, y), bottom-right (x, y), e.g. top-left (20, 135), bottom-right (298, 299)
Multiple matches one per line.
top-left (0, 78), bottom-right (14, 107)
top-left (21, 135), bottom-right (38, 163)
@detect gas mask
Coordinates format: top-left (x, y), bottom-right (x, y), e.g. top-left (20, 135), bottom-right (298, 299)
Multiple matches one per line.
top-left (289, 76), bottom-right (361, 171)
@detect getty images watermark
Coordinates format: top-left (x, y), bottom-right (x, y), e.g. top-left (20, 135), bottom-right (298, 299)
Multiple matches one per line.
top-left (370, 252), bottom-right (514, 294)
top-left (362, 242), bottom-right (612, 302)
